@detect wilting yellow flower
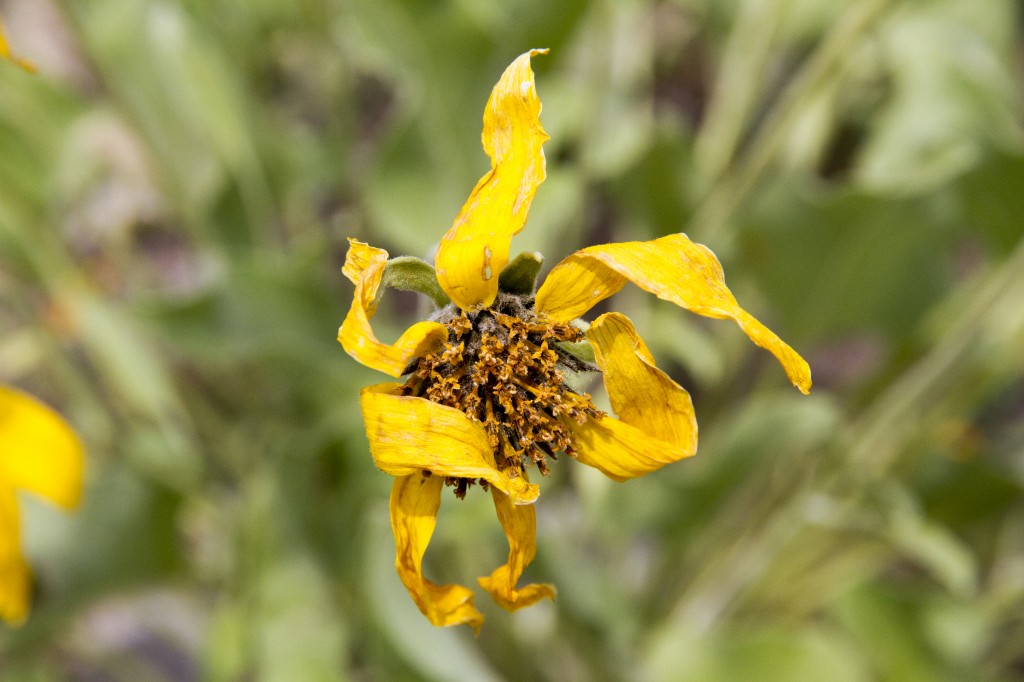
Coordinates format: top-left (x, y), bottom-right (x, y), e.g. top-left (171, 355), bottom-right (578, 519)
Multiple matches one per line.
top-left (0, 385), bottom-right (84, 625)
top-left (0, 20), bottom-right (36, 73)
top-left (339, 49), bottom-right (811, 630)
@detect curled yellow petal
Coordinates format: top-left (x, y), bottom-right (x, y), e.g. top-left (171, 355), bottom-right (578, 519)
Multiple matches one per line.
top-left (0, 20), bottom-right (35, 73)
top-left (478, 484), bottom-right (555, 611)
top-left (0, 489), bottom-right (30, 625)
top-left (535, 233), bottom-right (812, 393)
top-left (588, 313), bottom-right (697, 456)
top-left (568, 417), bottom-right (688, 482)
top-left (360, 383), bottom-right (539, 504)
top-left (434, 49), bottom-right (549, 310)
top-left (338, 239), bottom-right (448, 377)
top-left (390, 474), bottom-right (484, 631)
top-left (569, 313), bottom-right (696, 481)
top-left (0, 386), bottom-right (84, 509)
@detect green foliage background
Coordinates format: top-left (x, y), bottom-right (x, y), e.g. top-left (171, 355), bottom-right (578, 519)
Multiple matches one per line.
top-left (2, 0), bottom-right (1023, 679)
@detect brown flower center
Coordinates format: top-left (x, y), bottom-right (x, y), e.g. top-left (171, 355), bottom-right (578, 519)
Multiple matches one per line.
top-left (401, 292), bottom-right (602, 498)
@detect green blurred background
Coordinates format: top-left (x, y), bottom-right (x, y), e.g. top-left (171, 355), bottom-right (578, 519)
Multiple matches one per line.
top-left (2, 0), bottom-right (1023, 679)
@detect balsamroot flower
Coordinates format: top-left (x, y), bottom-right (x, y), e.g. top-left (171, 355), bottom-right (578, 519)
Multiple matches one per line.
top-left (0, 386), bottom-right (84, 625)
top-left (338, 49), bottom-right (811, 630)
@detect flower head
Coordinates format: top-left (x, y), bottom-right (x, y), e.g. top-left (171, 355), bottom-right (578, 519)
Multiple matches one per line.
top-left (0, 385), bottom-right (84, 625)
top-left (339, 50), bottom-right (811, 630)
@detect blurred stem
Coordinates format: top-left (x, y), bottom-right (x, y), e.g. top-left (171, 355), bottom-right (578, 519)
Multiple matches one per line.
top-left (851, 231), bottom-right (1024, 476)
top-left (690, 0), bottom-right (898, 242)
top-left (692, 0), bottom-right (785, 191)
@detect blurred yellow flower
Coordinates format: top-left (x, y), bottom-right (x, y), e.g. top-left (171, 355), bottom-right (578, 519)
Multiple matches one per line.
top-left (338, 49), bottom-right (811, 630)
top-left (0, 19), bottom-right (36, 73)
top-left (0, 386), bottom-right (84, 625)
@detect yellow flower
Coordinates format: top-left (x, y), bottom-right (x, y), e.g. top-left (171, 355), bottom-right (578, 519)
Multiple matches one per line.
top-left (338, 49), bottom-right (811, 630)
top-left (0, 385), bottom-right (84, 625)
top-left (0, 19), bottom-right (36, 73)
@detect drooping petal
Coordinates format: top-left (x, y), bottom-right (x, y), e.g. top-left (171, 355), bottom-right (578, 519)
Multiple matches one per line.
top-left (567, 416), bottom-right (689, 482)
top-left (0, 386), bottom-right (84, 509)
top-left (338, 239), bottom-right (448, 377)
top-left (434, 49), bottom-right (549, 310)
top-left (535, 233), bottom-right (812, 393)
top-left (0, 21), bottom-right (36, 73)
top-left (568, 313), bottom-right (697, 481)
top-left (478, 484), bottom-right (555, 611)
top-left (360, 383), bottom-right (539, 504)
top-left (587, 313), bottom-right (697, 456)
top-left (390, 474), bottom-right (485, 631)
top-left (0, 489), bottom-right (30, 625)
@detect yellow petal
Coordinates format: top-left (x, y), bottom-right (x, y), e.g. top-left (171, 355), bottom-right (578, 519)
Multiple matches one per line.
top-left (535, 233), bottom-right (812, 393)
top-left (360, 383), bottom-right (539, 504)
top-left (568, 416), bottom-right (690, 482)
top-left (0, 386), bottom-right (84, 509)
top-left (0, 489), bottom-right (30, 625)
top-left (390, 474), bottom-right (484, 631)
top-left (477, 484), bottom-right (555, 611)
top-left (569, 313), bottom-right (697, 481)
top-left (587, 312), bottom-right (697, 456)
top-left (0, 20), bottom-right (36, 73)
top-left (338, 239), bottom-right (448, 377)
top-left (434, 49), bottom-right (549, 310)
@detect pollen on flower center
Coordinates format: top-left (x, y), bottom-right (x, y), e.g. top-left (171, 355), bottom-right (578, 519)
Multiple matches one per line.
top-left (400, 292), bottom-right (603, 498)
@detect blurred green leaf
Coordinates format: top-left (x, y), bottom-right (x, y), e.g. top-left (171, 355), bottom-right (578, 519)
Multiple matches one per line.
top-left (740, 184), bottom-right (957, 340)
top-left (836, 582), bottom-right (971, 682)
top-left (958, 151), bottom-right (1024, 254)
top-left (879, 484), bottom-right (978, 597)
top-left (855, 1), bottom-right (1021, 192)
top-left (647, 625), bottom-right (871, 682)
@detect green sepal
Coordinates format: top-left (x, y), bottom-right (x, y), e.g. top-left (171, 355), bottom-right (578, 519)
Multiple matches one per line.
top-left (381, 256), bottom-right (450, 308)
top-left (555, 339), bottom-right (596, 365)
top-left (499, 251), bottom-right (545, 295)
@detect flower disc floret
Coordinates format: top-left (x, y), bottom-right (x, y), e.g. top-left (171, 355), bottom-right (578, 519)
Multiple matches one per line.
top-left (401, 293), bottom-right (602, 497)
